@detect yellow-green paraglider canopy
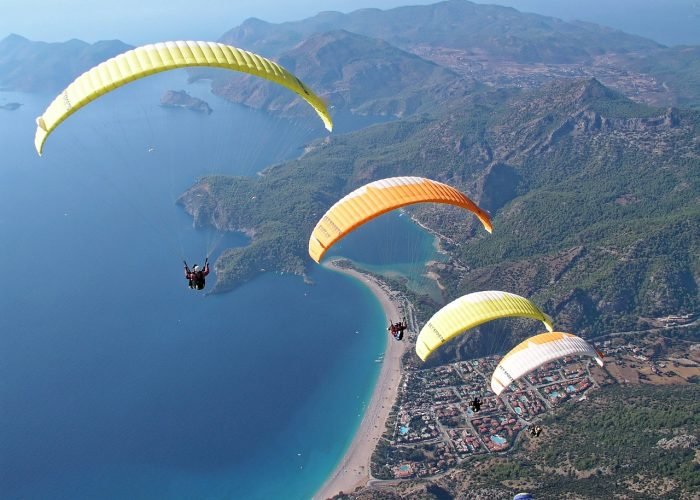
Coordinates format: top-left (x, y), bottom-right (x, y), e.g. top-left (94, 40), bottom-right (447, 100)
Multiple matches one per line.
top-left (416, 290), bottom-right (554, 361)
top-left (35, 40), bottom-right (333, 155)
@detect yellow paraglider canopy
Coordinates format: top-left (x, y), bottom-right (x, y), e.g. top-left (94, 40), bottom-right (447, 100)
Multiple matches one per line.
top-left (415, 291), bottom-right (553, 361)
top-left (35, 40), bottom-right (333, 155)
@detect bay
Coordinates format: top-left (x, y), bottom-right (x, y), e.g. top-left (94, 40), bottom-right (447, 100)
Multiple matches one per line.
top-left (0, 73), bottom-right (391, 499)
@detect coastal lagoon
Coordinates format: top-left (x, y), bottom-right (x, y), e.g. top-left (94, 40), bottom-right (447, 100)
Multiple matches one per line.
top-left (328, 210), bottom-right (445, 302)
top-left (0, 73), bottom-right (435, 499)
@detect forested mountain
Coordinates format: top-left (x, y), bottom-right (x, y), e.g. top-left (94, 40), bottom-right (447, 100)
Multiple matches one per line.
top-left (179, 77), bottom-right (699, 347)
top-left (195, 29), bottom-right (471, 119)
top-left (0, 34), bottom-right (131, 92)
top-left (219, 0), bottom-right (661, 63)
top-left (209, 0), bottom-right (700, 113)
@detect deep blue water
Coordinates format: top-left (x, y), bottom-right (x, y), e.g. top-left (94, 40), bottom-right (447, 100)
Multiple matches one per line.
top-left (0, 74), bottom-right (396, 499)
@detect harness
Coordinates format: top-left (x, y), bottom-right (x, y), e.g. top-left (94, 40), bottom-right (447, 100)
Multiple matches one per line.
top-left (192, 271), bottom-right (205, 290)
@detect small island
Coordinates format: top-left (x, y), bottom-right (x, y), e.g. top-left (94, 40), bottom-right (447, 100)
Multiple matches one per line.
top-left (0, 102), bottom-right (22, 111)
top-left (160, 90), bottom-right (212, 114)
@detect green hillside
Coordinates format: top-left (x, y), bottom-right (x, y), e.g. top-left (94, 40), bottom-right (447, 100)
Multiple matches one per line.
top-left (179, 78), bottom-right (699, 348)
top-left (190, 29), bottom-right (473, 120)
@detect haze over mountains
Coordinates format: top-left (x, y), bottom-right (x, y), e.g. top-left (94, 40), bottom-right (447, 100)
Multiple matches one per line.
top-left (219, 1), bottom-right (661, 61)
top-left (479, 0), bottom-right (700, 46)
top-left (3, 0), bottom-right (698, 108)
top-left (212, 1), bottom-right (697, 113)
top-left (197, 28), bottom-right (471, 119)
top-left (4, 0), bottom-right (700, 46)
top-left (0, 34), bottom-right (131, 92)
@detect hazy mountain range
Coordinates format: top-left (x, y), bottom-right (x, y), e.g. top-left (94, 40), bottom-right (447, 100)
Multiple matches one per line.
top-left (3, 1), bottom-right (698, 109)
top-left (0, 33), bottom-right (131, 92)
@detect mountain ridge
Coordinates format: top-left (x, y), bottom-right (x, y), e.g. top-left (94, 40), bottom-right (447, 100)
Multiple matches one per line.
top-left (0, 34), bottom-right (132, 92)
top-left (178, 77), bottom-right (698, 347)
top-left (221, 0), bottom-right (662, 62)
top-left (201, 29), bottom-right (472, 120)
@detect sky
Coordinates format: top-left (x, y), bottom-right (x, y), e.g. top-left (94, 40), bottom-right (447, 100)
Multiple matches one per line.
top-left (1, 0), bottom-right (699, 46)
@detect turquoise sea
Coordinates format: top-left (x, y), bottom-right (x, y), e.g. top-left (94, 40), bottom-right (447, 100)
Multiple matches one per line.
top-left (0, 72), bottom-right (436, 499)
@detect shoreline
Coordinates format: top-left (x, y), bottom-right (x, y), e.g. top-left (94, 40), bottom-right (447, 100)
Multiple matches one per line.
top-left (314, 260), bottom-right (407, 499)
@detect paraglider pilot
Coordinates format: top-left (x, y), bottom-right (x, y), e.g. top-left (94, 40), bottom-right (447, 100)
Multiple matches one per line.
top-left (470, 397), bottom-right (482, 413)
top-left (529, 425), bottom-right (542, 437)
top-left (184, 258), bottom-right (210, 290)
top-left (388, 318), bottom-right (408, 341)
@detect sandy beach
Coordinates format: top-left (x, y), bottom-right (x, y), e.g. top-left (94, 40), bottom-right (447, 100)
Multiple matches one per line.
top-left (314, 260), bottom-right (407, 499)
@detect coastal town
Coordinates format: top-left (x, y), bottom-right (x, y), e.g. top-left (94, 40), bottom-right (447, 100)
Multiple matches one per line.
top-left (315, 260), bottom-right (698, 499)
top-left (411, 47), bottom-right (674, 108)
top-left (370, 319), bottom-right (699, 481)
